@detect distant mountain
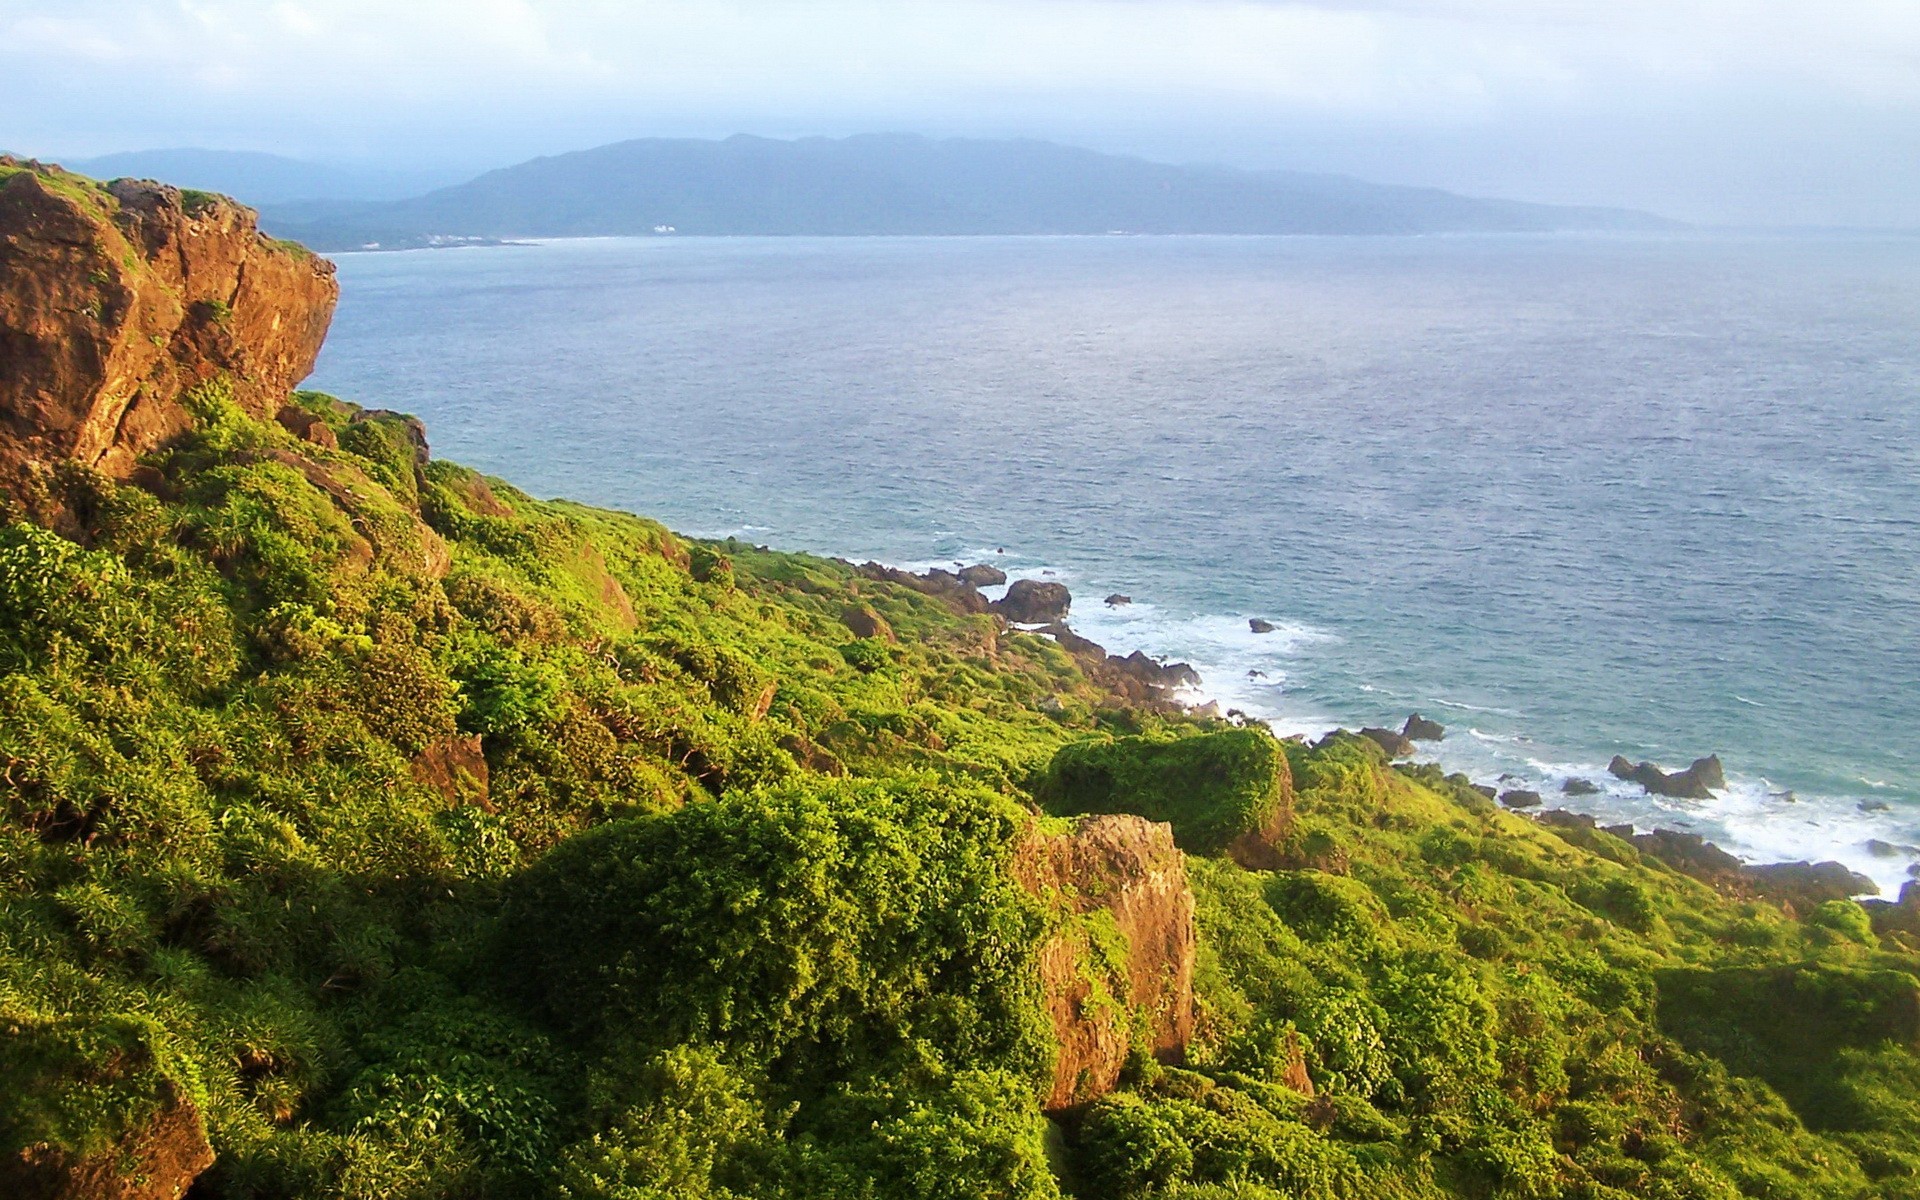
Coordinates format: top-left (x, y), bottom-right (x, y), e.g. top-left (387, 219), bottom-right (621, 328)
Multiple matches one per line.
top-left (258, 134), bottom-right (1675, 250)
top-left (63, 149), bottom-right (462, 205)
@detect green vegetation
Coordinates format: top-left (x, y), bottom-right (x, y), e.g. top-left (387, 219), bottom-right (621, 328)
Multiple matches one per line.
top-left (1036, 728), bottom-right (1290, 855)
top-left (1, 384), bottom-right (1918, 1198)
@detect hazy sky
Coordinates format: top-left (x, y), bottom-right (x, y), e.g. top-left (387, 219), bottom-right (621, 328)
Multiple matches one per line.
top-left (5, 0), bottom-right (1919, 225)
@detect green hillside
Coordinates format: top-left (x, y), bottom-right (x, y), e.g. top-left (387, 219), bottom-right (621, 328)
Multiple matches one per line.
top-left (1, 165), bottom-right (1917, 1200)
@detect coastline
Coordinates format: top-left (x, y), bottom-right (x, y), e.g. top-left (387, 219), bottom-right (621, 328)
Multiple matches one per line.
top-left (852, 546), bottom-right (1920, 898)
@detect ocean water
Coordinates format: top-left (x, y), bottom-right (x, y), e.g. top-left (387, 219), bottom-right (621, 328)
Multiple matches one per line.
top-left (307, 233), bottom-right (1920, 893)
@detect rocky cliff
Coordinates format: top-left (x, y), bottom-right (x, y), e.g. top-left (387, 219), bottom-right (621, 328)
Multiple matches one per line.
top-left (1017, 814), bottom-right (1198, 1112)
top-left (0, 159), bottom-right (336, 511)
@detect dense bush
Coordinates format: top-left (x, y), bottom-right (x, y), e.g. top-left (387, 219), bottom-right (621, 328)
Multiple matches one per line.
top-left (2, 380), bottom-right (1917, 1199)
top-left (1035, 727), bottom-right (1292, 854)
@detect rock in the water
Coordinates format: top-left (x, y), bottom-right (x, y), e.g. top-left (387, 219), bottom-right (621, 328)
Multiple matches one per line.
top-left (957, 563), bottom-right (1007, 587)
top-left (1606, 754), bottom-right (1722, 799)
top-left (1499, 789), bottom-right (1543, 809)
top-left (1867, 839), bottom-right (1920, 858)
top-left (1860, 799), bottom-right (1892, 813)
top-left (1864, 881), bottom-right (1920, 940)
top-left (1249, 618), bottom-right (1276, 634)
top-left (1014, 814), bottom-right (1197, 1112)
top-left (0, 163), bottom-right (337, 508)
top-left (1561, 777), bottom-right (1601, 796)
top-left (1471, 783), bottom-right (1498, 800)
top-left (1688, 754), bottom-right (1726, 791)
top-left (992, 578), bottom-right (1072, 623)
top-left (1403, 713), bottom-right (1445, 741)
top-left (1359, 727), bottom-right (1416, 759)
top-left (1105, 593), bottom-right (1132, 607)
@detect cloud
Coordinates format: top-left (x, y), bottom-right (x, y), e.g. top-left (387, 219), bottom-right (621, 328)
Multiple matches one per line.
top-left (3, 0), bottom-right (1917, 223)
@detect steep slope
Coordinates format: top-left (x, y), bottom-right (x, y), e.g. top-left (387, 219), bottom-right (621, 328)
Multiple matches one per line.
top-left (258, 133), bottom-right (1673, 249)
top-left (2, 170), bottom-right (1918, 1200)
top-left (0, 158), bottom-right (336, 517)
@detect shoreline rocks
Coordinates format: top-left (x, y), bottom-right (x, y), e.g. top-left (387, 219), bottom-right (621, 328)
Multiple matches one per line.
top-left (992, 578), bottom-right (1072, 623)
top-left (1359, 727), bottom-right (1416, 759)
top-left (1530, 809), bottom-right (1879, 915)
top-left (1608, 753), bottom-right (1725, 800)
top-left (957, 563), bottom-right (1006, 587)
top-left (1402, 713), bottom-right (1445, 742)
top-left (1249, 617), bottom-right (1276, 633)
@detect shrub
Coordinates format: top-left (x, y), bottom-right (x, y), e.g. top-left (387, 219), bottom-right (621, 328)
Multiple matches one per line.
top-left (1035, 728), bottom-right (1292, 855)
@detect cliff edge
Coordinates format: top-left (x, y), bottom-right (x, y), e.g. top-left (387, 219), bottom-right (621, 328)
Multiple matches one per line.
top-left (0, 159), bottom-right (336, 509)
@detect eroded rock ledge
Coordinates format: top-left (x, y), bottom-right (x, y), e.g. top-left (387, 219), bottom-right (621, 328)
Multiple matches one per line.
top-left (1016, 814), bottom-right (1198, 1112)
top-left (0, 160), bottom-right (336, 507)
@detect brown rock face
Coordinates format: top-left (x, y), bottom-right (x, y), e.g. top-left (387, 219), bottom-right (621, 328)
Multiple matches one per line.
top-left (2, 1082), bottom-right (214, 1200)
top-left (410, 733), bottom-right (491, 809)
top-left (0, 161), bottom-right (336, 500)
top-left (1015, 814), bottom-right (1197, 1112)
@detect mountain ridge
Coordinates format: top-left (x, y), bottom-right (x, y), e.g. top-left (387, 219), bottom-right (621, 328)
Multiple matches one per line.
top-left (255, 133), bottom-right (1677, 249)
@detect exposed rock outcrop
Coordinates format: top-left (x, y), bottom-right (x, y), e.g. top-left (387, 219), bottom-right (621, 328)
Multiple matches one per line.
top-left (840, 602), bottom-right (896, 642)
top-left (1402, 713), bottom-right (1445, 742)
top-left (958, 563), bottom-right (1007, 587)
top-left (1533, 811), bottom-right (1878, 915)
top-left (1498, 789), bottom-right (1543, 809)
top-left (1105, 593), bottom-right (1132, 607)
top-left (1, 1081), bottom-right (214, 1200)
top-left (1359, 727), bottom-right (1415, 759)
top-left (1249, 618), bottom-right (1275, 634)
top-left (0, 161), bottom-right (337, 507)
top-left (992, 578), bottom-right (1072, 623)
top-left (1561, 777), bottom-right (1600, 796)
top-left (851, 561), bottom-right (989, 615)
top-left (1015, 814), bottom-right (1196, 1112)
top-left (410, 733), bottom-right (491, 809)
top-left (1608, 753), bottom-right (1724, 800)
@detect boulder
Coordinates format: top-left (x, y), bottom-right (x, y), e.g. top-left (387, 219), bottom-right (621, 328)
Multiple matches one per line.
top-left (1864, 881), bottom-right (1920, 940)
top-left (992, 578), bottom-right (1071, 623)
top-left (1860, 799), bottom-right (1893, 814)
top-left (1402, 713), bottom-right (1445, 742)
top-left (1746, 861), bottom-right (1878, 912)
top-left (957, 563), bottom-right (1007, 587)
top-left (1105, 593), bottom-right (1132, 607)
top-left (840, 603), bottom-right (895, 643)
top-left (1866, 839), bottom-right (1920, 859)
top-left (1358, 727), bottom-right (1415, 759)
top-left (274, 403), bottom-right (337, 449)
top-left (1560, 777), bottom-right (1600, 796)
top-left (1498, 789), bottom-right (1543, 809)
top-left (1249, 618), bottom-right (1276, 634)
top-left (1039, 621), bottom-right (1106, 661)
top-left (852, 561), bottom-right (989, 615)
top-left (0, 163), bottom-right (337, 507)
top-left (1015, 814), bottom-right (1196, 1112)
top-left (1608, 754), bottom-right (1723, 799)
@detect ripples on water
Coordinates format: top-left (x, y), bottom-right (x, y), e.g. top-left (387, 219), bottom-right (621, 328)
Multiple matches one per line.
top-left (309, 233), bottom-right (1920, 891)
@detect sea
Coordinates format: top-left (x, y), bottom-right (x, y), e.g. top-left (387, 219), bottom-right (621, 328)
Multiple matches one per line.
top-left (306, 232), bottom-right (1920, 895)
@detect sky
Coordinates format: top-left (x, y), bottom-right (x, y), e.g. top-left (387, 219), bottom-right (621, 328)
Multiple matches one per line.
top-left (4, 0), bottom-right (1919, 226)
